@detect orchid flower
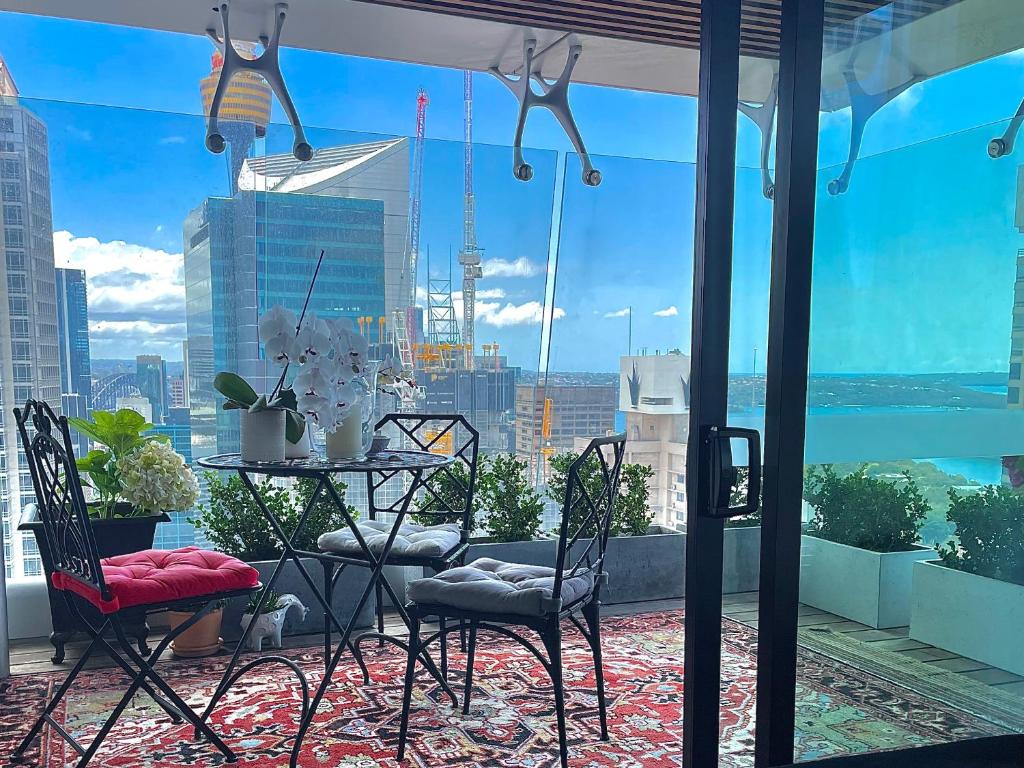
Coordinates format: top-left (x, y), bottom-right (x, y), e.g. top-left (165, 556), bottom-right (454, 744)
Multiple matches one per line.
top-left (295, 313), bottom-right (332, 362)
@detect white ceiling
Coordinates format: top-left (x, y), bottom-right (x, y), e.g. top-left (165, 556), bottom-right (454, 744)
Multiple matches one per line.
top-left (0, 0), bottom-right (1021, 108)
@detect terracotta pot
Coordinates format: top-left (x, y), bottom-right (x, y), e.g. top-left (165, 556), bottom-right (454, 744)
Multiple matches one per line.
top-left (167, 608), bottom-right (224, 658)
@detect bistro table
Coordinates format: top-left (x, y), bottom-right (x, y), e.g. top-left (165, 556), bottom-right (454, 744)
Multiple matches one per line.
top-left (195, 449), bottom-right (457, 767)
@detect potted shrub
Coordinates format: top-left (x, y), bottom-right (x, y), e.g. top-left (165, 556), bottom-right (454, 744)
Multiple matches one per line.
top-left (19, 408), bottom-right (197, 662)
top-left (466, 454), bottom-right (555, 567)
top-left (547, 452), bottom-right (684, 604)
top-left (167, 600), bottom-right (226, 658)
top-left (800, 465), bottom-right (934, 628)
top-left (190, 472), bottom-right (375, 639)
top-left (910, 485), bottom-right (1024, 675)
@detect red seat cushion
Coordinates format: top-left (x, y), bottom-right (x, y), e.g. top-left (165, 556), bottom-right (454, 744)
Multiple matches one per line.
top-left (51, 547), bottom-right (259, 614)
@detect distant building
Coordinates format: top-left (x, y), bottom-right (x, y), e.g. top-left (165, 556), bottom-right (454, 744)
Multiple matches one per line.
top-left (0, 91), bottom-right (58, 580)
top-left (55, 267), bottom-right (92, 401)
top-left (61, 393), bottom-right (90, 462)
top-left (515, 383), bottom-right (617, 482)
top-left (136, 355), bottom-right (168, 424)
top-left (238, 139), bottom-right (410, 325)
top-left (617, 352), bottom-right (691, 529)
top-left (116, 395), bottom-right (153, 424)
top-left (149, 418), bottom-right (199, 550)
top-left (166, 406), bottom-right (191, 427)
top-left (169, 375), bottom-right (186, 408)
top-left (1010, 168), bottom-right (1024, 409)
top-left (181, 340), bottom-right (191, 408)
top-left (0, 53), bottom-right (17, 98)
top-left (416, 366), bottom-right (519, 454)
top-left (184, 184), bottom-right (388, 458)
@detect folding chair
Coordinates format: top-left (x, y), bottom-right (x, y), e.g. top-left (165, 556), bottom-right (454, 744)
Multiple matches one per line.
top-left (11, 400), bottom-right (262, 767)
top-left (397, 433), bottom-right (626, 768)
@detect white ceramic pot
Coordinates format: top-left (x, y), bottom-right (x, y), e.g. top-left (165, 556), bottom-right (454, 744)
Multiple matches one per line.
top-left (325, 412), bottom-right (364, 460)
top-left (239, 409), bottom-right (285, 463)
top-left (284, 424), bottom-right (312, 459)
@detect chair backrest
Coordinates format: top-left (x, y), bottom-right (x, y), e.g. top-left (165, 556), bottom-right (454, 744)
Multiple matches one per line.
top-left (553, 433), bottom-right (627, 606)
top-left (14, 399), bottom-right (109, 601)
top-left (373, 413), bottom-right (481, 537)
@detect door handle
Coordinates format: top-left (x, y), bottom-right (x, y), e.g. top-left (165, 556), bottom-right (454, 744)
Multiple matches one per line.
top-left (704, 426), bottom-right (761, 518)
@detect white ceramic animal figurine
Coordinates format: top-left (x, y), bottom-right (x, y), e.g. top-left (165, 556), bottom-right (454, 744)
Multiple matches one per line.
top-left (241, 593), bottom-right (308, 652)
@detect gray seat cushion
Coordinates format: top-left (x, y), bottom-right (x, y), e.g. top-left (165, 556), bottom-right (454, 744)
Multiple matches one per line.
top-left (406, 557), bottom-right (595, 617)
top-left (317, 520), bottom-right (462, 559)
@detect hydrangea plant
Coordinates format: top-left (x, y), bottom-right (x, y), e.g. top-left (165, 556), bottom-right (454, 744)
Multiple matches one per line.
top-left (68, 408), bottom-right (197, 518)
top-left (118, 440), bottom-right (200, 513)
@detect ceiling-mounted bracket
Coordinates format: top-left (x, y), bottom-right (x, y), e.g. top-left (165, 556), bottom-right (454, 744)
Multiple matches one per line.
top-left (828, 66), bottom-right (923, 195)
top-left (489, 35), bottom-right (601, 186)
top-left (988, 97), bottom-right (1024, 158)
top-left (738, 72), bottom-right (779, 200)
top-left (205, 1), bottom-right (311, 162)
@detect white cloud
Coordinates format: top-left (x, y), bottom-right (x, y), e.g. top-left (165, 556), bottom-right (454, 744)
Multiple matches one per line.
top-left (479, 300), bottom-right (564, 327)
top-left (604, 307), bottom-right (631, 318)
top-left (654, 305), bottom-right (679, 317)
top-left (159, 135), bottom-right (187, 145)
top-left (482, 257), bottom-right (543, 279)
top-left (53, 231), bottom-right (186, 355)
top-left (475, 288), bottom-right (506, 300)
top-left (894, 82), bottom-right (923, 115)
top-left (66, 126), bottom-right (93, 142)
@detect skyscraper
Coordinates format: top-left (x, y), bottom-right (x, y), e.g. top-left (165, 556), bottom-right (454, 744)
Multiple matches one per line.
top-left (0, 74), bottom-right (60, 579)
top-left (55, 267), bottom-right (91, 401)
top-left (136, 354), bottom-right (168, 424)
top-left (184, 187), bottom-right (388, 457)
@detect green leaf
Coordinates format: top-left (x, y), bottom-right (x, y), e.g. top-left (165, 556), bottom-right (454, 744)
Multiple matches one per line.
top-left (285, 411), bottom-right (306, 443)
top-left (277, 387), bottom-right (298, 411)
top-left (248, 394), bottom-right (270, 413)
top-left (76, 449), bottom-right (111, 472)
top-left (214, 372), bottom-right (259, 407)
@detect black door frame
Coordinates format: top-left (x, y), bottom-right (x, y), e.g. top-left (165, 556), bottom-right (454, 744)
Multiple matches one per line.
top-left (685, 2), bottom-right (1024, 767)
top-left (681, 0), bottom-right (742, 765)
top-left (754, 0), bottom-right (825, 765)
top-left (683, 0), bottom-right (826, 765)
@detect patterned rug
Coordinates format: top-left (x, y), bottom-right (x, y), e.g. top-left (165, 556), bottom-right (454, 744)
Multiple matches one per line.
top-left (0, 610), bottom-right (1008, 767)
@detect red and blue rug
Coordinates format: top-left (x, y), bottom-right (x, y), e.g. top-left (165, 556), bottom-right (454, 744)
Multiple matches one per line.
top-left (0, 611), bottom-right (1009, 767)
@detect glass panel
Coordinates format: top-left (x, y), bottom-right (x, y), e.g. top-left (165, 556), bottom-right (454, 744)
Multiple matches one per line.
top-left (544, 150), bottom-right (696, 764)
top-left (795, 0), bottom-right (1024, 758)
top-left (250, 122), bottom-right (558, 523)
top-left (0, 99), bottom-right (239, 640)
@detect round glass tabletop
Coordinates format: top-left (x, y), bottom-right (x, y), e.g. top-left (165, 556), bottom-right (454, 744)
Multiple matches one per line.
top-left (197, 449), bottom-right (454, 476)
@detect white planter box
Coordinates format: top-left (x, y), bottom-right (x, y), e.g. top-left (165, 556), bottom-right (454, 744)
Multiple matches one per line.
top-left (910, 560), bottom-right (1024, 677)
top-left (799, 536), bottom-right (934, 628)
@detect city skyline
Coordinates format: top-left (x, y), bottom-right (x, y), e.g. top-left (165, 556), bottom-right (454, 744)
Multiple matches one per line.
top-left (1, 13), bottom-right (1024, 374)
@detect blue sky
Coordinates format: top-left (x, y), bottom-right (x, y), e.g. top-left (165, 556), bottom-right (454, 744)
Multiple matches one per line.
top-left (2, 11), bottom-right (1024, 375)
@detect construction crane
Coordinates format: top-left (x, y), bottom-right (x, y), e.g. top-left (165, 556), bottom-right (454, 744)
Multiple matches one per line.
top-left (393, 88), bottom-right (429, 371)
top-left (458, 71), bottom-right (483, 370)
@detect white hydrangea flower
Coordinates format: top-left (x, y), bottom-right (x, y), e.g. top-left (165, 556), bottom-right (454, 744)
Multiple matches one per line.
top-left (118, 441), bottom-right (200, 512)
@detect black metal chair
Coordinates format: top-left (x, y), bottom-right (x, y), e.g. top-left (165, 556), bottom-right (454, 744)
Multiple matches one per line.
top-left (10, 400), bottom-right (267, 768)
top-left (396, 433), bottom-right (627, 768)
top-left (317, 413), bottom-right (481, 679)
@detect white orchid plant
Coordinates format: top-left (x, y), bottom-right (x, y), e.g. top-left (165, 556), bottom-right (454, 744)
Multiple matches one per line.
top-left (213, 250), bottom-right (418, 441)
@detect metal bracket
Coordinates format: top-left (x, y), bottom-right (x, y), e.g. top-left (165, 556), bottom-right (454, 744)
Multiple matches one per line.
top-left (988, 96), bottom-right (1024, 158)
top-left (828, 66), bottom-right (922, 195)
top-left (738, 72), bottom-right (779, 200)
top-left (205, 1), bottom-right (311, 162)
top-left (489, 36), bottom-right (601, 186)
